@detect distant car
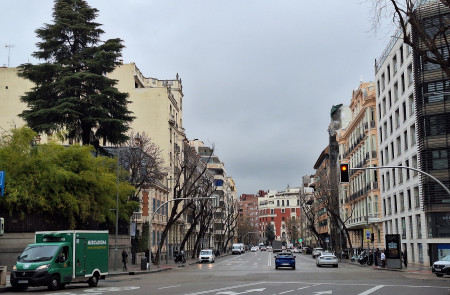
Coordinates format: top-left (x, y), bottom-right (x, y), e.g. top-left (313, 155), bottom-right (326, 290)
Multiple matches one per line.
top-left (267, 246), bottom-right (273, 252)
top-left (292, 247), bottom-right (300, 253)
top-left (275, 252), bottom-right (296, 270)
top-left (198, 249), bottom-right (215, 263)
top-left (432, 255), bottom-right (450, 277)
top-left (260, 246), bottom-right (267, 251)
top-left (312, 247), bottom-right (324, 258)
top-left (251, 246), bottom-right (258, 252)
top-left (302, 246), bottom-right (312, 254)
top-left (316, 253), bottom-right (338, 267)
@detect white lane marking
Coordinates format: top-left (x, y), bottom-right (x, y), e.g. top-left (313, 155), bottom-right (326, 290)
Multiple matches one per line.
top-left (158, 285), bottom-right (181, 290)
top-left (358, 285), bottom-right (384, 295)
top-left (297, 284), bottom-right (319, 290)
top-left (184, 282), bottom-right (265, 295)
top-left (217, 288), bottom-right (265, 295)
top-left (278, 290), bottom-right (295, 294)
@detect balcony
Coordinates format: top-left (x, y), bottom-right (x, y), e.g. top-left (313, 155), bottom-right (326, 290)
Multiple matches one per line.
top-left (346, 214), bottom-right (381, 229)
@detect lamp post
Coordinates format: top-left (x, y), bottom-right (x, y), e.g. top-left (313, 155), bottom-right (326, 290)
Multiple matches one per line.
top-left (148, 196), bottom-right (216, 269)
top-left (114, 146), bottom-right (120, 271)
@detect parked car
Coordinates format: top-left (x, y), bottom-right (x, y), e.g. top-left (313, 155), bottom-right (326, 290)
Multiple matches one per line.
top-left (198, 249), bottom-right (215, 263)
top-left (302, 246), bottom-right (312, 254)
top-left (316, 253), bottom-right (339, 268)
top-left (251, 246), bottom-right (259, 252)
top-left (266, 246), bottom-right (273, 252)
top-left (274, 252), bottom-right (296, 270)
top-left (312, 247), bottom-right (324, 258)
top-left (292, 247), bottom-right (300, 253)
top-left (260, 246), bottom-right (267, 251)
top-left (432, 255), bottom-right (450, 277)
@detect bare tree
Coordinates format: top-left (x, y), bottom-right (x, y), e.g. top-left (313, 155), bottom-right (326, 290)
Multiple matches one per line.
top-left (285, 216), bottom-right (301, 245)
top-left (222, 201), bottom-right (238, 253)
top-left (153, 141), bottom-right (215, 264)
top-left (373, 0), bottom-right (450, 77)
top-left (120, 131), bottom-right (166, 201)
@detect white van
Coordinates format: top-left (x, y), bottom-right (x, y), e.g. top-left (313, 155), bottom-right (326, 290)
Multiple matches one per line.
top-left (232, 243), bottom-right (243, 255)
top-left (239, 243), bottom-right (245, 253)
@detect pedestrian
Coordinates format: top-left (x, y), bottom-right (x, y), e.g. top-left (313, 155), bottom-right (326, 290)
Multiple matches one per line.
top-left (403, 249), bottom-right (407, 267)
top-left (145, 248), bottom-right (150, 269)
top-left (122, 249), bottom-right (128, 271)
top-left (374, 248), bottom-right (379, 267)
top-left (380, 250), bottom-right (386, 269)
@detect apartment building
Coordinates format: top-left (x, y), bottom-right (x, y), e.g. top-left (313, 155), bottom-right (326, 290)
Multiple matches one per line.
top-left (237, 194), bottom-right (260, 244)
top-left (258, 188), bottom-right (301, 244)
top-left (337, 82), bottom-right (383, 250)
top-left (189, 139), bottom-right (237, 252)
top-left (373, 1), bottom-right (450, 266)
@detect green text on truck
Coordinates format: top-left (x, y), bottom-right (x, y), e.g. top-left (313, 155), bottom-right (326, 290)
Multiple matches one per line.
top-left (11, 230), bottom-right (109, 291)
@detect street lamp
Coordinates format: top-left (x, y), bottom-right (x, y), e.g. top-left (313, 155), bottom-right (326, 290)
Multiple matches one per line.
top-left (148, 196), bottom-right (216, 269)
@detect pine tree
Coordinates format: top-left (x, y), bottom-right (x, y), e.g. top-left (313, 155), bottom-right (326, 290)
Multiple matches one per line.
top-left (18, 0), bottom-right (134, 146)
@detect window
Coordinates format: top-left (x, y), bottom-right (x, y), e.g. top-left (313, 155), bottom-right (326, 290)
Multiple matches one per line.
top-left (410, 124), bottom-right (416, 145)
top-left (378, 103), bottom-right (382, 120)
top-left (389, 116), bottom-right (393, 134)
top-left (404, 130), bottom-right (409, 150)
top-left (416, 214), bottom-right (422, 239)
top-left (384, 122), bottom-right (388, 140)
top-left (214, 179), bottom-right (223, 186)
top-left (287, 200), bottom-right (289, 206)
top-left (407, 189), bottom-right (412, 210)
top-left (282, 200), bottom-right (285, 206)
top-left (398, 164), bottom-right (403, 184)
top-left (431, 149), bottom-right (448, 169)
top-left (382, 97), bottom-right (387, 116)
top-left (402, 217), bottom-right (406, 239)
top-left (281, 208), bottom-right (285, 213)
top-left (400, 192), bottom-right (405, 211)
top-left (381, 73), bottom-right (386, 90)
top-left (277, 200), bottom-right (280, 206)
top-left (377, 80), bottom-right (381, 97)
top-left (400, 45), bottom-right (404, 64)
top-left (394, 82), bottom-right (399, 101)
top-left (402, 101), bottom-right (407, 122)
top-left (394, 194), bottom-right (398, 213)
top-left (405, 160), bottom-right (410, 180)
top-left (291, 208), bottom-right (295, 213)
top-left (407, 64), bottom-right (413, 85)
top-left (409, 216), bottom-right (413, 239)
top-left (386, 171), bottom-right (391, 190)
top-left (396, 136), bottom-right (402, 155)
top-left (388, 90), bottom-right (392, 108)
top-left (401, 73), bottom-right (406, 92)
top-left (409, 94), bottom-right (415, 116)
top-left (383, 198), bottom-right (387, 215)
top-left (387, 197), bottom-right (392, 214)
top-left (414, 186), bottom-right (420, 209)
top-left (393, 55), bottom-right (398, 73)
top-left (271, 209), bottom-right (274, 214)
top-left (412, 155), bottom-right (418, 176)
top-left (395, 108), bottom-right (400, 128)
top-left (390, 142), bottom-right (395, 161)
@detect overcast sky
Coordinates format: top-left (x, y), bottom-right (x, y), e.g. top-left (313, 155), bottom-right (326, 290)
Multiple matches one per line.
top-left (1, 1), bottom-right (394, 196)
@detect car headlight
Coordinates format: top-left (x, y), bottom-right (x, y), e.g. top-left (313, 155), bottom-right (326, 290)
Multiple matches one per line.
top-left (36, 264), bottom-right (51, 271)
top-left (13, 265), bottom-right (17, 271)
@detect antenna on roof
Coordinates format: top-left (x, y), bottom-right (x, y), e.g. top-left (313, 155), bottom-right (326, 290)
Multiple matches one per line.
top-left (5, 44), bottom-right (15, 67)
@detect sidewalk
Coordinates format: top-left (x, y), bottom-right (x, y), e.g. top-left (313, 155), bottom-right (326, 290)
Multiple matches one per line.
top-left (343, 258), bottom-right (433, 274)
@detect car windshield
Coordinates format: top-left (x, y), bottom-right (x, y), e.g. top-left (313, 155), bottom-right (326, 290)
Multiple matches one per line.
top-left (18, 245), bottom-right (60, 263)
top-left (440, 255), bottom-right (450, 261)
top-left (200, 250), bottom-right (212, 255)
top-left (277, 253), bottom-right (293, 258)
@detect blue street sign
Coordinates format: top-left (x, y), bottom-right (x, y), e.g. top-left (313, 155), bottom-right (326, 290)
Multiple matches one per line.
top-left (0, 171), bottom-right (4, 196)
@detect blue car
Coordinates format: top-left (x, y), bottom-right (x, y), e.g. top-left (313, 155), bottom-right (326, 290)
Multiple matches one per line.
top-left (275, 252), bottom-right (296, 270)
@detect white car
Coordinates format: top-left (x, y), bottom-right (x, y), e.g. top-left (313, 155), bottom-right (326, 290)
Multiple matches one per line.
top-left (292, 247), bottom-right (300, 253)
top-left (251, 246), bottom-right (258, 252)
top-left (267, 246), bottom-right (273, 252)
top-left (432, 255), bottom-right (450, 277)
top-left (198, 249), bottom-right (215, 263)
top-left (316, 253), bottom-right (339, 267)
top-left (312, 247), bottom-right (324, 258)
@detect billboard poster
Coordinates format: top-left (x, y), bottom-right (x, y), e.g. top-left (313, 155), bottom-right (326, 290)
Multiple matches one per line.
top-left (385, 234), bottom-right (401, 259)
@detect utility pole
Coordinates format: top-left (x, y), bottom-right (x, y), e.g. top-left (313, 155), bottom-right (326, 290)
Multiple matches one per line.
top-left (5, 44), bottom-right (14, 67)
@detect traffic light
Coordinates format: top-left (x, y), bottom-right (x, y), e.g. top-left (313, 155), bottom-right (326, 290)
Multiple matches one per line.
top-left (371, 233), bottom-right (374, 243)
top-left (340, 163), bottom-right (349, 183)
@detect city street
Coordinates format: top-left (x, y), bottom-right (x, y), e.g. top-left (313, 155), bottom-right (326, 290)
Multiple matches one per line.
top-left (5, 251), bottom-right (449, 295)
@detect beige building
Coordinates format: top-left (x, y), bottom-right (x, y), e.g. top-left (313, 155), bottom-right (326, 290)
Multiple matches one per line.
top-left (0, 62), bottom-right (187, 260)
top-left (337, 82), bottom-right (384, 250)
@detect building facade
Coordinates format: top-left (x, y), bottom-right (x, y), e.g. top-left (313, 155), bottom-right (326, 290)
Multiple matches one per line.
top-left (337, 82), bottom-right (384, 250)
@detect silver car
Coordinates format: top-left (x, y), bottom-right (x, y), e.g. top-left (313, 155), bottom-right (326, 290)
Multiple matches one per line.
top-left (198, 249), bottom-right (215, 263)
top-left (316, 253), bottom-right (339, 267)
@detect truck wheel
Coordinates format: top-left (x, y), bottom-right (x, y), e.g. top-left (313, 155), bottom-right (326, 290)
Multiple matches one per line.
top-left (88, 274), bottom-right (99, 287)
top-left (48, 274), bottom-right (60, 291)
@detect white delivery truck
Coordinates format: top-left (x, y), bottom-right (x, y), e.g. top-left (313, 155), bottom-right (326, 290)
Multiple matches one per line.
top-left (232, 243), bottom-right (243, 255)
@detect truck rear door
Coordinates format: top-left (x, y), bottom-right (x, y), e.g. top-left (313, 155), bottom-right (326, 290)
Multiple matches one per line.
top-left (75, 238), bottom-right (86, 276)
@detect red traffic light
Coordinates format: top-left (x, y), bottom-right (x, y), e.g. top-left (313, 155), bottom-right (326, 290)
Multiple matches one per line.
top-left (340, 164), bottom-right (349, 183)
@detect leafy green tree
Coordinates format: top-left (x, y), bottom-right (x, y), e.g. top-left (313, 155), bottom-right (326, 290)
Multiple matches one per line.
top-left (265, 223), bottom-right (275, 245)
top-left (18, 0), bottom-right (134, 146)
top-left (0, 127), bottom-right (137, 228)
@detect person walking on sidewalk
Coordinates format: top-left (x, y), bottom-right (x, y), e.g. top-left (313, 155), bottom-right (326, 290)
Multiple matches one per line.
top-left (122, 249), bottom-right (128, 271)
top-left (380, 250), bottom-right (386, 269)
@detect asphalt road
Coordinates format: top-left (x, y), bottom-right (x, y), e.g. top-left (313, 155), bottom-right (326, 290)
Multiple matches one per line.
top-left (8, 251), bottom-right (450, 295)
